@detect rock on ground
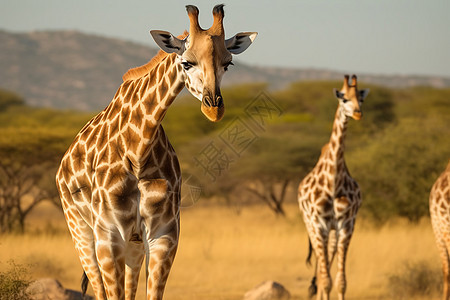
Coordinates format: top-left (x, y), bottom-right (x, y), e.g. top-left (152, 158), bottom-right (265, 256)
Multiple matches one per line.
top-left (26, 278), bottom-right (93, 300)
top-left (244, 280), bottom-right (291, 300)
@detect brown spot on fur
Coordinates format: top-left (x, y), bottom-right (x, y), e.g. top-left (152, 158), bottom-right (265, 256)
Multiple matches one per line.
top-left (441, 177), bottom-right (448, 189)
top-left (142, 120), bottom-right (157, 140)
top-left (122, 127), bottom-right (140, 153)
top-left (157, 63), bottom-right (166, 81)
top-left (327, 179), bottom-right (333, 191)
top-left (71, 146), bottom-right (85, 171)
top-left (96, 125), bottom-right (109, 150)
top-left (318, 164), bottom-right (324, 173)
top-left (108, 140), bottom-right (122, 163)
top-left (333, 126), bottom-right (338, 135)
top-left (318, 174), bottom-right (325, 186)
top-left (305, 176), bottom-right (312, 185)
top-left (328, 150), bottom-right (334, 160)
top-left (90, 113), bottom-right (103, 127)
top-left (159, 78), bottom-right (169, 97)
top-left (344, 180), bottom-right (351, 191)
top-left (330, 139), bottom-right (336, 150)
top-left (329, 164), bottom-right (335, 174)
top-left (96, 165), bottom-right (109, 187)
top-left (143, 95), bottom-right (159, 116)
top-left (313, 189), bottom-right (322, 201)
top-left (120, 106), bottom-right (131, 127)
top-left (168, 67), bottom-right (179, 87)
top-left (108, 101), bottom-right (122, 120)
top-left (130, 105), bottom-right (144, 127)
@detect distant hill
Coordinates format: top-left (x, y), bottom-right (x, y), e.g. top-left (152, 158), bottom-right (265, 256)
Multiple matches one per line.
top-left (1, 30), bottom-right (449, 111)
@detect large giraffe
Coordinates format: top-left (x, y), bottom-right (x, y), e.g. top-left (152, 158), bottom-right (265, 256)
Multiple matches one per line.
top-left (430, 160), bottom-right (450, 300)
top-left (298, 75), bottom-right (369, 300)
top-left (55, 5), bottom-right (256, 300)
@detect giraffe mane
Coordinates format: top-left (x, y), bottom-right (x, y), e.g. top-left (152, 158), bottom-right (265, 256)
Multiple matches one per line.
top-left (320, 143), bottom-right (329, 156)
top-left (122, 31), bottom-right (189, 82)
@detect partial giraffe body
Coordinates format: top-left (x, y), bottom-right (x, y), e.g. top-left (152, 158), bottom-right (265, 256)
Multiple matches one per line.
top-left (55, 4), bottom-right (256, 300)
top-left (298, 75), bottom-right (369, 300)
top-left (430, 160), bottom-right (450, 300)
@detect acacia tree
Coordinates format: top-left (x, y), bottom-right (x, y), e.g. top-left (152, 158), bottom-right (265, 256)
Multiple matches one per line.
top-left (244, 178), bottom-right (290, 216)
top-left (204, 123), bottom-right (326, 216)
top-left (0, 128), bottom-right (66, 233)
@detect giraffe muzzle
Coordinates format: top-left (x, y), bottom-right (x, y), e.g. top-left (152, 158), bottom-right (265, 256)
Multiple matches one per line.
top-left (352, 111), bottom-right (362, 120)
top-left (201, 95), bottom-right (225, 122)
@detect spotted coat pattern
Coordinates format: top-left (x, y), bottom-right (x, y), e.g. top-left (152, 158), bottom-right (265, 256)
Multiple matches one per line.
top-left (55, 4), bottom-right (255, 299)
top-left (430, 161), bottom-right (450, 300)
top-left (298, 75), bottom-right (366, 300)
top-left (56, 52), bottom-right (185, 300)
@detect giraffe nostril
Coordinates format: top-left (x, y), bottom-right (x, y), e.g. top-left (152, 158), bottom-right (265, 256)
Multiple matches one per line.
top-left (203, 96), bottom-right (212, 108)
top-left (216, 96), bottom-right (223, 107)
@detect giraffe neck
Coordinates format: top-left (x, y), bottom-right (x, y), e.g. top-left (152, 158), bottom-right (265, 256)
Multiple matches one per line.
top-left (326, 105), bottom-right (348, 173)
top-left (124, 53), bottom-right (184, 130)
top-left (106, 53), bottom-right (185, 168)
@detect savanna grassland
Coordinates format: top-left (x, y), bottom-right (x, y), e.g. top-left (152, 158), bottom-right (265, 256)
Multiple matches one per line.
top-left (0, 81), bottom-right (449, 299)
top-left (0, 201), bottom-right (443, 299)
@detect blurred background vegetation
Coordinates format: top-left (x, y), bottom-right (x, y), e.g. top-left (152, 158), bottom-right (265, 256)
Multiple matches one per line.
top-left (0, 81), bottom-right (449, 233)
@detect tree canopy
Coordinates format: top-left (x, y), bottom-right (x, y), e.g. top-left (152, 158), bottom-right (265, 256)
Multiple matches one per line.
top-left (0, 81), bottom-right (448, 231)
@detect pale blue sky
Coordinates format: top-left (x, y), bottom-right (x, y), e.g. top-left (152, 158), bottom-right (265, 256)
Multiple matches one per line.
top-left (2, 0), bottom-right (449, 77)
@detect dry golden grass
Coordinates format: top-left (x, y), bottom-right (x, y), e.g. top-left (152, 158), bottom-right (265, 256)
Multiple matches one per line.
top-left (0, 201), bottom-right (443, 299)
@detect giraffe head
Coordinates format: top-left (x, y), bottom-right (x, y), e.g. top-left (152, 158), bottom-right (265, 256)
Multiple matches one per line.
top-left (150, 4), bottom-right (257, 122)
top-left (333, 75), bottom-right (369, 120)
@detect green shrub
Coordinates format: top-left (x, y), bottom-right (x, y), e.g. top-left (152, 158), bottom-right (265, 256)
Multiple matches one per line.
top-left (0, 261), bottom-right (31, 300)
top-left (387, 260), bottom-right (441, 299)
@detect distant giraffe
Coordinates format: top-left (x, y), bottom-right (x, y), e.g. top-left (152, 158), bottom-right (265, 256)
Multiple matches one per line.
top-left (430, 160), bottom-right (450, 300)
top-left (55, 5), bottom-right (256, 300)
top-left (298, 75), bottom-right (369, 300)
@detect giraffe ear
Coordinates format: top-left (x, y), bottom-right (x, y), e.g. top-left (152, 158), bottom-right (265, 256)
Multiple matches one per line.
top-left (150, 30), bottom-right (186, 55)
top-left (359, 89), bottom-right (370, 100)
top-left (225, 32), bottom-right (258, 55)
top-left (333, 88), bottom-right (345, 99)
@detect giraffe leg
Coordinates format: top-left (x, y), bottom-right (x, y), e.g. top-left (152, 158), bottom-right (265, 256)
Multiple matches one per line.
top-left (125, 241), bottom-right (145, 300)
top-left (328, 229), bottom-right (338, 266)
top-left (442, 243), bottom-right (450, 300)
top-left (306, 238), bottom-right (318, 299)
top-left (335, 223), bottom-right (354, 300)
top-left (143, 224), bottom-right (178, 300)
top-left (431, 215), bottom-right (450, 300)
top-left (58, 183), bottom-right (107, 299)
top-left (138, 179), bottom-right (180, 300)
top-left (309, 228), bottom-right (332, 300)
top-left (94, 222), bottom-right (127, 300)
top-left (308, 258), bottom-right (318, 299)
top-left (440, 232), bottom-right (450, 300)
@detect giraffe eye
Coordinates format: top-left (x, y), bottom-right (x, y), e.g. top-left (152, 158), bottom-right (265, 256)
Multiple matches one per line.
top-left (342, 98), bottom-right (349, 104)
top-left (224, 61), bottom-right (234, 71)
top-left (182, 61), bottom-right (194, 71)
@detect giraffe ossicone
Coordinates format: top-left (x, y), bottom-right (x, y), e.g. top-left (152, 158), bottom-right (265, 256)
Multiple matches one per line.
top-left (56, 4), bottom-right (256, 300)
top-left (298, 75), bottom-right (369, 300)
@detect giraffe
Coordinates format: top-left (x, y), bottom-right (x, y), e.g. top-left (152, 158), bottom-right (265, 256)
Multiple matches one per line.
top-left (55, 5), bottom-right (256, 300)
top-left (297, 75), bottom-right (369, 300)
top-left (430, 160), bottom-right (450, 300)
